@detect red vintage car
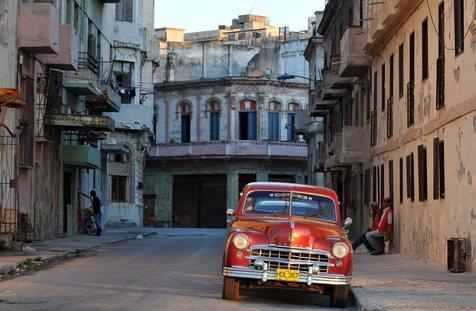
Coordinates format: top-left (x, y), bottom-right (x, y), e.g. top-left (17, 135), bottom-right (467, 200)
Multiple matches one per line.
top-left (222, 182), bottom-right (353, 308)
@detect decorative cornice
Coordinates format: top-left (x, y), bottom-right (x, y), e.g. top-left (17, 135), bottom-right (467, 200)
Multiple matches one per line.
top-left (155, 77), bottom-right (308, 92)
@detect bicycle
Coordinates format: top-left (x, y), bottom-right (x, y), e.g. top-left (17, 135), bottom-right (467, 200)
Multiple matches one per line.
top-left (83, 208), bottom-right (98, 236)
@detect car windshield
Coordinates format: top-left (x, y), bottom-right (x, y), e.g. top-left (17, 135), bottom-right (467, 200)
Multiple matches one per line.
top-left (243, 191), bottom-right (336, 222)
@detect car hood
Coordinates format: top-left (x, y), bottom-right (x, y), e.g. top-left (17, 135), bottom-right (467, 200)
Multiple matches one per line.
top-left (232, 216), bottom-right (346, 249)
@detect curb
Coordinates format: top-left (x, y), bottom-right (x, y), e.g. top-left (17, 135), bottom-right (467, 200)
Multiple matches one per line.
top-left (351, 286), bottom-right (384, 311)
top-left (0, 231), bottom-right (157, 280)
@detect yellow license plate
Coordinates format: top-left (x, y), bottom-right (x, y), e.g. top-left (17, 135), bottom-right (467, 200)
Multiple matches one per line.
top-left (275, 268), bottom-right (300, 282)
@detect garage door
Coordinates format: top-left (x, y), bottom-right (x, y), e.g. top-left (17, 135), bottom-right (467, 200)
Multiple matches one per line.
top-left (172, 174), bottom-right (227, 228)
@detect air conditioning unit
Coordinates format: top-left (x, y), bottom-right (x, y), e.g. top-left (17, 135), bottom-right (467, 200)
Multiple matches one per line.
top-left (447, 238), bottom-right (467, 273)
top-left (294, 110), bottom-right (310, 134)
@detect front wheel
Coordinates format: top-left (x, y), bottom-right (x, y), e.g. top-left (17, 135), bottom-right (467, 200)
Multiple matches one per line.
top-left (329, 285), bottom-right (349, 308)
top-left (222, 277), bottom-right (240, 301)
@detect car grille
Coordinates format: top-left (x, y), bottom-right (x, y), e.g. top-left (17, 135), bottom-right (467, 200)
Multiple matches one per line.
top-left (248, 246), bottom-right (329, 273)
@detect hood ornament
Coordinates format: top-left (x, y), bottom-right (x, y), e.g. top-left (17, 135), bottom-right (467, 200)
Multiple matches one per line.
top-left (288, 234), bottom-right (294, 243)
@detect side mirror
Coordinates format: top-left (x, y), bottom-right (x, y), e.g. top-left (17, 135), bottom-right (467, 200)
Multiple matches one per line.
top-left (226, 209), bottom-right (236, 217)
top-left (343, 217), bottom-right (353, 228)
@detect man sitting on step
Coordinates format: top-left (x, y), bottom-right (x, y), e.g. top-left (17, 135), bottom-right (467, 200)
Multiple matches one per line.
top-left (365, 197), bottom-right (393, 255)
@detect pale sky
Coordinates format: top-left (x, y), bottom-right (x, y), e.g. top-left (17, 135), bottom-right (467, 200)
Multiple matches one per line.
top-left (154, 0), bottom-right (326, 33)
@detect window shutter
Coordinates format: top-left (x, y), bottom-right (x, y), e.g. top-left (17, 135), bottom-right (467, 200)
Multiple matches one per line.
top-left (439, 141), bottom-right (445, 198)
top-left (124, 0), bottom-right (132, 22)
top-left (248, 112), bottom-right (257, 140)
top-left (418, 145), bottom-right (428, 202)
top-left (406, 155), bottom-right (411, 199)
top-left (399, 157), bottom-right (403, 203)
top-left (410, 152), bottom-right (415, 202)
top-left (433, 138), bottom-right (440, 199)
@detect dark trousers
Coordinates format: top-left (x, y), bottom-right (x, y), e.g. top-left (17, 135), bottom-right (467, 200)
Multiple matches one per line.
top-left (93, 213), bottom-right (102, 236)
top-left (352, 231), bottom-right (375, 251)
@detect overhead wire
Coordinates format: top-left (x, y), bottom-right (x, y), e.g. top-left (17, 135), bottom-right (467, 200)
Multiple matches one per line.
top-left (425, 0), bottom-right (472, 51)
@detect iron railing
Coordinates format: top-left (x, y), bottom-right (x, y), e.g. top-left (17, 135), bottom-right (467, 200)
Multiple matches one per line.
top-left (78, 52), bottom-right (99, 76)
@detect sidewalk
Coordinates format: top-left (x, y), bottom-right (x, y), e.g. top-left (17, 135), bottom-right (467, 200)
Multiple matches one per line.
top-left (0, 227), bottom-right (156, 279)
top-left (351, 250), bottom-right (476, 310)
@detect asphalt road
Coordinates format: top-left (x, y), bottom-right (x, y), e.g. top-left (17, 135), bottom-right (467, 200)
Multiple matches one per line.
top-left (0, 229), bottom-right (355, 311)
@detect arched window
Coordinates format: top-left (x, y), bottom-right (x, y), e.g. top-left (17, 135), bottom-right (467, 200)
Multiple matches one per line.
top-left (239, 99), bottom-right (257, 140)
top-left (268, 101), bottom-right (281, 141)
top-left (178, 102), bottom-right (191, 143)
top-left (207, 99), bottom-right (221, 141)
top-left (287, 102), bottom-right (301, 141)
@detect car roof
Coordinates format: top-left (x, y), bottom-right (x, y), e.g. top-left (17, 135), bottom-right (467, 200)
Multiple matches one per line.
top-left (244, 182), bottom-right (338, 199)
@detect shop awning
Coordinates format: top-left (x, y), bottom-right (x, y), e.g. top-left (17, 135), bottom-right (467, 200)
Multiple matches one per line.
top-left (0, 88), bottom-right (24, 109)
top-left (45, 114), bottom-right (115, 132)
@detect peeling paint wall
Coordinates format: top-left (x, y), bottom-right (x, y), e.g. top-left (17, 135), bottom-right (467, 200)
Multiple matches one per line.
top-left (366, 0), bottom-right (476, 272)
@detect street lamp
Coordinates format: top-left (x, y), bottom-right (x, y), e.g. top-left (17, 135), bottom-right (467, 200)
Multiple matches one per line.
top-left (277, 74), bottom-right (314, 81)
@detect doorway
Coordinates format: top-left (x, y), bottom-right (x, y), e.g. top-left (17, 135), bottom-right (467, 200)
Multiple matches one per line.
top-left (63, 171), bottom-right (72, 234)
top-left (172, 174), bottom-right (227, 228)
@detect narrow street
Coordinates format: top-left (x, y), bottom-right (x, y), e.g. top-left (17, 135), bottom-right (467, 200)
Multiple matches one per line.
top-left (0, 229), bottom-right (355, 311)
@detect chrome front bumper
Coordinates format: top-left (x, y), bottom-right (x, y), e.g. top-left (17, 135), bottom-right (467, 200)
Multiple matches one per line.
top-left (222, 266), bottom-right (351, 286)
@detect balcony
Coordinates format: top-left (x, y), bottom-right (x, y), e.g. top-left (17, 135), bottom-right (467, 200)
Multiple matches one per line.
top-left (340, 126), bottom-right (364, 164)
top-left (86, 85), bottom-right (121, 113)
top-left (45, 114), bottom-right (115, 132)
top-left (63, 144), bottom-right (101, 169)
top-left (323, 56), bottom-right (354, 90)
top-left (339, 27), bottom-right (370, 77)
top-left (310, 98), bottom-right (334, 117)
top-left (316, 141), bottom-right (330, 170)
top-left (364, 0), bottom-right (423, 56)
top-left (19, 2), bottom-right (59, 54)
top-left (149, 141), bottom-right (308, 159)
top-left (324, 133), bottom-right (341, 169)
top-left (45, 25), bottom-right (78, 71)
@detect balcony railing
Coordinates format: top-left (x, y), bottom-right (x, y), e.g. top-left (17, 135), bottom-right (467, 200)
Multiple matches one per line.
top-left (149, 141), bottom-right (308, 159)
top-left (78, 52), bottom-right (99, 76)
top-left (341, 126), bottom-right (364, 164)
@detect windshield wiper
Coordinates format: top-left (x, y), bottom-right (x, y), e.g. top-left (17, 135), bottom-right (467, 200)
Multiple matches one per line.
top-left (303, 210), bottom-right (327, 219)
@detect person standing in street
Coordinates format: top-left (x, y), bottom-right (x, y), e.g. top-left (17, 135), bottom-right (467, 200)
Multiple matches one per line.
top-left (80, 190), bottom-right (102, 236)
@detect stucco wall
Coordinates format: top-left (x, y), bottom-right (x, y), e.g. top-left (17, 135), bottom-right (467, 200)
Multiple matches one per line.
top-left (366, 0), bottom-right (476, 271)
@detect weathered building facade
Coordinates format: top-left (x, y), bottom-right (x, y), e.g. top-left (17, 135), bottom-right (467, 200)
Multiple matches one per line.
top-left (102, 0), bottom-right (157, 226)
top-left (147, 78), bottom-right (308, 228)
top-left (311, 0), bottom-right (476, 271)
top-left (310, 1), bottom-right (370, 238)
top-left (362, 0), bottom-right (476, 272)
top-left (0, 0), bottom-right (157, 241)
top-left (144, 15), bottom-right (311, 227)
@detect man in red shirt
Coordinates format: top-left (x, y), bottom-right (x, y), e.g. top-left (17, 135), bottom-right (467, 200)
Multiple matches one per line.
top-left (365, 197), bottom-right (393, 255)
top-left (352, 201), bottom-right (381, 251)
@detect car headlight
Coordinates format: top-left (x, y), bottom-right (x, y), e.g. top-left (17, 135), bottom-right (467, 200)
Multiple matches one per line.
top-left (232, 234), bottom-right (249, 250)
top-left (332, 242), bottom-right (349, 259)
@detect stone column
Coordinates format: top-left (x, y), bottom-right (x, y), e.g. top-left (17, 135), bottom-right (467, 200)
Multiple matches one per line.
top-left (257, 92), bottom-right (266, 140)
top-left (165, 98), bottom-right (170, 143)
top-left (196, 95), bottom-right (201, 142)
top-left (226, 169), bottom-right (239, 211)
top-left (227, 92), bottom-right (237, 140)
